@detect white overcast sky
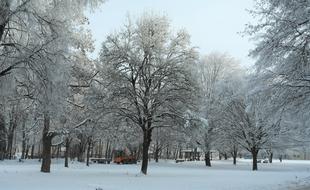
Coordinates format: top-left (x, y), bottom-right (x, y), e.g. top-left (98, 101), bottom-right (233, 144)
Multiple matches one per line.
top-left (86, 0), bottom-right (257, 67)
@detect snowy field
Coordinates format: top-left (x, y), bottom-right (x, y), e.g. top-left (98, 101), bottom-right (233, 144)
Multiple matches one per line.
top-left (0, 159), bottom-right (310, 190)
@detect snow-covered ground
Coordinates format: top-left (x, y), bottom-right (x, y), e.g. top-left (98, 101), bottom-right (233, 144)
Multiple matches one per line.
top-left (0, 159), bottom-right (310, 190)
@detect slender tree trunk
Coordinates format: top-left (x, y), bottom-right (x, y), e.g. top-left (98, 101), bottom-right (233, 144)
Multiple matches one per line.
top-left (224, 153), bottom-right (228, 160)
top-left (41, 113), bottom-right (53, 173)
top-left (99, 140), bottom-right (103, 158)
top-left (141, 129), bottom-right (152, 175)
top-left (77, 135), bottom-right (86, 162)
top-left (21, 133), bottom-right (26, 159)
top-left (21, 117), bottom-right (27, 159)
top-left (154, 147), bottom-right (159, 162)
top-left (205, 151), bottom-right (211, 167)
top-left (30, 144), bottom-right (34, 159)
top-left (178, 146), bottom-right (182, 159)
top-left (64, 138), bottom-right (70, 168)
top-left (233, 154), bottom-right (237, 165)
top-left (166, 145), bottom-right (170, 159)
top-left (251, 148), bottom-right (259, 171)
top-left (90, 142), bottom-right (94, 158)
top-left (7, 110), bottom-right (17, 159)
top-left (56, 144), bottom-right (61, 159)
top-left (86, 137), bottom-right (92, 167)
top-left (269, 152), bottom-right (273, 163)
top-left (38, 144), bottom-right (41, 161)
top-left (0, 113), bottom-right (6, 160)
top-left (105, 139), bottom-right (109, 158)
top-left (25, 145), bottom-right (30, 159)
top-left (232, 145), bottom-right (238, 165)
top-left (154, 141), bottom-right (160, 162)
top-left (232, 147), bottom-right (238, 165)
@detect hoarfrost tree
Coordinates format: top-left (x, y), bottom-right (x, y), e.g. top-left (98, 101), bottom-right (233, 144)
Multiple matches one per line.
top-left (192, 53), bottom-right (244, 166)
top-left (221, 96), bottom-right (281, 170)
top-left (245, 0), bottom-right (310, 158)
top-left (246, 0), bottom-right (310, 119)
top-left (98, 13), bottom-right (197, 175)
top-left (0, 0), bottom-right (104, 172)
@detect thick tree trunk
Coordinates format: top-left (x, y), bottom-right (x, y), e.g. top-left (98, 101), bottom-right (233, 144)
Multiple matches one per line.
top-left (205, 151), bottom-right (211, 167)
top-left (141, 129), bottom-right (152, 175)
top-left (251, 148), bottom-right (259, 171)
top-left (41, 113), bottom-right (53, 173)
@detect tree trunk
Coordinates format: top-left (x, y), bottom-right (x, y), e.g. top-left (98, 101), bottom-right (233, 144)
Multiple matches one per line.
top-left (25, 145), bottom-right (30, 159)
top-left (21, 133), bottom-right (26, 159)
top-left (41, 113), bottom-right (53, 173)
top-left (98, 140), bottom-right (103, 158)
top-left (105, 139), bottom-right (109, 158)
top-left (7, 109), bottom-right (17, 159)
top-left (77, 135), bottom-right (86, 162)
top-left (141, 129), bottom-right (152, 175)
top-left (178, 146), bottom-right (182, 159)
top-left (64, 138), bottom-right (70, 168)
top-left (224, 153), bottom-right (228, 160)
top-left (205, 151), bottom-right (211, 167)
top-left (166, 145), bottom-right (171, 159)
top-left (232, 149), bottom-right (237, 165)
top-left (154, 141), bottom-right (160, 162)
top-left (251, 148), bottom-right (259, 171)
top-left (38, 144), bottom-right (41, 161)
top-left (232, 145), bottom-right (238, 165)
top-left (86, 137), bottom-right (92, 167)
top-left (154, 147), bottom-right (159, 163)
top-left (56, 144), bottom-right (61, 159)
top-left (269, 152), bottom-right (273, 163)
top-left (0, 113), bottom-right (6, 160)
top-left (30, 144), bottom-right (34, 159)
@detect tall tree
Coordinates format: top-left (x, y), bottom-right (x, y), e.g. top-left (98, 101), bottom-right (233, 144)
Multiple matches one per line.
top-left (246, 0), bottom-right (310, 113)
top-left (97, 13), bottom-right (197, 174)
top-left (192, 53), bottom-right (244, 167)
